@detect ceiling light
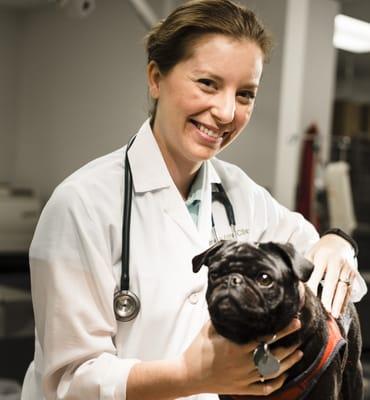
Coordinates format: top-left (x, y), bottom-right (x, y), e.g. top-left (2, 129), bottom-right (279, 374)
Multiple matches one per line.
top-left (333, 14), bottom-right (370, 53)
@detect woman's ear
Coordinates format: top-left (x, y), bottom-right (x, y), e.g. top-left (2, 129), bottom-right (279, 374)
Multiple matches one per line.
top-left (147, 60), bottom-right (161, 99)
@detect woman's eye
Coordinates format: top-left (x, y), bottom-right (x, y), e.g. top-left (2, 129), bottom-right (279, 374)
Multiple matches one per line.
top-left (256, 272), bottom-right (273, 288)
top-left (237, 91), bottom-right (256, 103)
top-left (198, 79), bottom-right (216, 89)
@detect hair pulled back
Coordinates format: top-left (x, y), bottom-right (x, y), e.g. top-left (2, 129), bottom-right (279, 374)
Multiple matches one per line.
top-left (145, 0), bottom-right (272, 119)
top-left (146, 0), bottom-right (272, 72)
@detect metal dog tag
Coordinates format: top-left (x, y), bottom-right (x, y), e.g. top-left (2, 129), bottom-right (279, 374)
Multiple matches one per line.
top-left (253, 343), bottom-right (280, 377)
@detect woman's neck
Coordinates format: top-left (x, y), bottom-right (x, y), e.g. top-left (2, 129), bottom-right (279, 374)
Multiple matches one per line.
top-left (162, 150), bottom-right (201, 200)
top-left (151, 129), bottom-right (201, 199)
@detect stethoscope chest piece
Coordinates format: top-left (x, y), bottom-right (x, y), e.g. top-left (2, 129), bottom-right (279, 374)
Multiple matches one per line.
top-left (114, 290), bottom-right (140, 322)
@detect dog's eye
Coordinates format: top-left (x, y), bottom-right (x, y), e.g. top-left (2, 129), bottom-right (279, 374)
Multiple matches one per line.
top-left (209, 271), bottom-right (218, 282)
top-left (256, 272), bottom-right (273, 287)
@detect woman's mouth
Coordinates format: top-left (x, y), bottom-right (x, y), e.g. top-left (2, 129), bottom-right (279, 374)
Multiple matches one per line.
top-left (190, 119), bottom-right (229, 140)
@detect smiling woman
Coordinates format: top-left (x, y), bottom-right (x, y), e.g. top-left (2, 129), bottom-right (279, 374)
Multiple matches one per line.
top-left (144, 0), bottom-right (271, 199)
top-left (21, 1), bottom-right (367, 400)
top-left (148, 35), bottom-right (264, 197)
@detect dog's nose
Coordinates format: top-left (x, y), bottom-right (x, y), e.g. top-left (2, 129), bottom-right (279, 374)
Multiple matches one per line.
top-left (228, 273), bottom-right (243, 287)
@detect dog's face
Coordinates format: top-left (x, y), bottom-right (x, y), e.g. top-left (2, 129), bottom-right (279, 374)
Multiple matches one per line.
top-left (193, 241), bottom-right (314, 344)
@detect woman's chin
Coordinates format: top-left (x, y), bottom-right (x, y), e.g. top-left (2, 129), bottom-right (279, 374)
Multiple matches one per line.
top-left (189, 138), bottom-right (224, 160)
top-left (189, 148), bottom-right (218, 163)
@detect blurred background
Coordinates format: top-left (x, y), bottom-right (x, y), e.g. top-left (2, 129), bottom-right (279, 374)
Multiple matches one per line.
top-left (0, 0), bottom-right (369, 398)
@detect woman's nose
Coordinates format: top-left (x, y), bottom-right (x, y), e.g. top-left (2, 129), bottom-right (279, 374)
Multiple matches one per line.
top-left (211, 92), bottom-right (236, 124)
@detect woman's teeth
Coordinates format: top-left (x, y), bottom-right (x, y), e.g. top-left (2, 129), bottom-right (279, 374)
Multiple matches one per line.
top-left (195, 122), bottom-right (222, 139)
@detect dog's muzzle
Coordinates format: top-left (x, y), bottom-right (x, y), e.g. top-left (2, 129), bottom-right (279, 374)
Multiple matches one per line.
top-left (227, 273), bottom-right (244, 288)
top-left (208, 273), bottom-right (265, 321)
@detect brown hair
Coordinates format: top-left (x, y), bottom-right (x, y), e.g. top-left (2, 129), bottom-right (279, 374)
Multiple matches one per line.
top-left (145, 0), bottom-right (273, 119)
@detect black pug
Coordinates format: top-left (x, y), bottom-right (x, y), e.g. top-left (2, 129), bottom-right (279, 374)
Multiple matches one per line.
top-left (192, 240), bottom-right (363, 400)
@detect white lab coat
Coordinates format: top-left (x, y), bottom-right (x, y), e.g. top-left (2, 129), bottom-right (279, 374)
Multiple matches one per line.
top-left (21, 119), bottom-right (366, 400)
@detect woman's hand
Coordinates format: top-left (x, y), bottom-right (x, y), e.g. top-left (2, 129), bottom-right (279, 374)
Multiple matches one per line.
top-left (305, 234), bottom-right (357, 318)
top-left (179, 318), bottom-right (303, 397)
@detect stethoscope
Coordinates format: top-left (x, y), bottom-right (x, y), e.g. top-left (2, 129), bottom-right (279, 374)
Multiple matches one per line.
top-left (114, 136), bottom-right (238, 322)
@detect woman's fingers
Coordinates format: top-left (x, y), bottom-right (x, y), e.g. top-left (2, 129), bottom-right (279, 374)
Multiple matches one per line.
top-left (340, 283), bottom-right (352, 315)
top-left (261, 318), bottom-right (301, 344)
top-left (244, 373), bottom-right (287, 396)
top-left (306, 234), bottom-right (358, 317)
top-left (269, 347), bottom-right (303, 377)
top-left (305, 252), bottom-right (326, 296)
top-left (271, 342), bottom-right (302, 364)
top-left (319, 258), bottom-right (355, 317)
top-left (331, 282), bottom-right (349, 318)
top-left (244, 348), bottom-right (301, 396)
top-left (243, 318), bottom-right (301, 353)
top-left (242, 348), bottom-right (302, 398)
top-left (331, 267), bottom-right (355, 317)
top-left (321, 258), bottom-right (342, 312)
top-left (247, 342), bottom-right (302, 382)
top-left (197, 320), bottom-right (304, 396)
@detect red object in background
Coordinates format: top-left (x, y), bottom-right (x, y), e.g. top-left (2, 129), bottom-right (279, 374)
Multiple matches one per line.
top-left (296, 123), bottom-right (320, 229)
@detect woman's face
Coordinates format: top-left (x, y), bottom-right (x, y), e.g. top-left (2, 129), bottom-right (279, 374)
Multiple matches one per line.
top-left (148, 33), bottom-right (264, 171)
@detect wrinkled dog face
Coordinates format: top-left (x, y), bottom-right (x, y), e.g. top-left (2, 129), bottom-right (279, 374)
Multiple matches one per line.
top-left (193, 241), bottom-right (314, 344)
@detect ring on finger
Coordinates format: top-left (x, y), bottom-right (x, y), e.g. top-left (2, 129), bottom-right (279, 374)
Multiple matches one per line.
top-left (267, 334), bottom-right (277, 344)
top-left (339, 269), bottom-right (353, 286)
top-left (338, 278), bottom-right (351, 286)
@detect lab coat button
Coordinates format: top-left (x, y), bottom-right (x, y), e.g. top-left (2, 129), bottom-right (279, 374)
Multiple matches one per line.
top-left (188, 292), bottom-right (199, 304)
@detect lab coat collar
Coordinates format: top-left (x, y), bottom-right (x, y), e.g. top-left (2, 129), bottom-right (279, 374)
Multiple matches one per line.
top-left (128, 119), bottom-right (221, 193)
top-left (128, 119), bottom-right (172, 193)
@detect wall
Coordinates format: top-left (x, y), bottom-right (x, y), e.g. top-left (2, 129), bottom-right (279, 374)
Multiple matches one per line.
top-left (6, 0), bottom-right (338, 209)
top-left (336, 1), bottom-right (370, 104)
top-left (274, 0), bottom-right (339, 208)
top-left (0, 10), bottom-right (18, 184)
top-left (218, 0), bottom-right (287, 193)
top-left (14, 0), bottom-right (148, 199)
top-left (301, 0), bottom-right (339, 162)
top-left (11, 0), bottom-right (289, 200)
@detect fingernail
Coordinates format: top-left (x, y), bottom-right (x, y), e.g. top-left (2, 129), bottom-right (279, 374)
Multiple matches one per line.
top-left (293, 319), bottom-right (302, 329)
top-left (298, 351), bottom-right (304, 359)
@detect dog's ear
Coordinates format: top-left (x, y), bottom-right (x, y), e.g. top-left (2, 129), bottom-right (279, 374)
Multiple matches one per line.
top-left (259, 242), bottom-right (314, 282)
top-left (192, 241), bottom-right (225, 273)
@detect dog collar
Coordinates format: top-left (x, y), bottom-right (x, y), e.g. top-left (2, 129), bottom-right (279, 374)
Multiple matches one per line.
top-left (230, 315), bottom-right (346, 400)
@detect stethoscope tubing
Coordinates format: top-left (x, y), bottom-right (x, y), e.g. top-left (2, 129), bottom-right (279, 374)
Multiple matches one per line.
top-left (114, 136), bottom-right (140, 322)
top-left (121, 135), bottom-right (136, 291)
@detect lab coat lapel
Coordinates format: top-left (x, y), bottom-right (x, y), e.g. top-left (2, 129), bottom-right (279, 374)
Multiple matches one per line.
top-left (197, 162), bottom-right (221, 245)
top-left (163, 162), bottom-right (221, 248)
top-left (128, 120), bottom-right (202, 245)
top-left (128, 120), bottom-right (171, 192)
top-left (161, 186), bottom-right (201, 245)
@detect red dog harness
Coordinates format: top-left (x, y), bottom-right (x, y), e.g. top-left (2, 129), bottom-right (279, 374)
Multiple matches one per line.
top-left (231, 315), bottom-right (346, 400)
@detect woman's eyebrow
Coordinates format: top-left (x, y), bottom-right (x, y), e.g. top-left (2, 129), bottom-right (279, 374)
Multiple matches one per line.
top-left (193, 69), bottom-right (222, 80)
top-left (193, 69), bottom-right (259, 90)
top-left (238, 83), bottom-right (260, 91)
